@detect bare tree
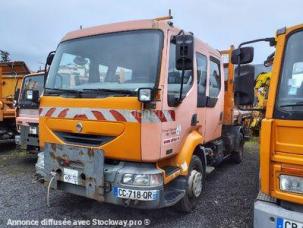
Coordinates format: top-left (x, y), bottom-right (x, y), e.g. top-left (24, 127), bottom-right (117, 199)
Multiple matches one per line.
top-left (0, 50), bottom-right (10, 62)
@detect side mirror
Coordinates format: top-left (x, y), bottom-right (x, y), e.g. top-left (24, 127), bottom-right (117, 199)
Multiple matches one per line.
top-left (234, 65), bottom-right (255, 105)
top-left (138, 88), bottom-right (153, 103)
top-left (46, 52), bottom-right (55, 66)
top-left (44, 51), bottom-right (55, 86)
top-left (14, 89), bottom-right (20, 102)
top-left (175, 34), bottom-right (194, 70)
top-left (26, 90), bottom-right (40, 104)
top-left (13, 89), bottom-right (20, 107)
top-left (231, 47), bottom-right (254, 65)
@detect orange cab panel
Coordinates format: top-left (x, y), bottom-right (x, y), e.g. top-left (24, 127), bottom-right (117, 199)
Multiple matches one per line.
top-left (40, 96), bottom-right (143, 161)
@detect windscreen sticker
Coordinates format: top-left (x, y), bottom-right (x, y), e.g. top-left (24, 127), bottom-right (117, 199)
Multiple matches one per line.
top-left (288, 87), bottom-right (297, 96)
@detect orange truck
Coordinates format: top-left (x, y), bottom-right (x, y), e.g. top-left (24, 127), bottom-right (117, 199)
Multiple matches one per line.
top-left (0, 61), bottom-right (30, 144)
top-left (15, 72), bottom-right (44, 152)
top-left (230, 24), bottom-right (303, 227)
top-left (36, 17), bottom-right (251, 211)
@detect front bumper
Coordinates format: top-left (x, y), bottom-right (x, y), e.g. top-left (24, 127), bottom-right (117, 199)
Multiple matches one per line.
top-left (17, 125), bottom-right (39, 150)
top-left (254, 192), bottom-right (303, 228)
top-left (37, 143), bottom-right (185, 209)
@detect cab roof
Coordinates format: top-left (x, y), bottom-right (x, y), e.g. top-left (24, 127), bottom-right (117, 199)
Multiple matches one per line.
top-left (62, 19), bottom-right (169, 42)
top-left (61, 19), bottom-right (220, 58)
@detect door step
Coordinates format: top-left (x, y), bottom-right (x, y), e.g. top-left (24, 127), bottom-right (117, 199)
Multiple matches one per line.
top-left (163, 166), bottom-right (181, 176)
top-left (162, 166), bottom-right (181, 184)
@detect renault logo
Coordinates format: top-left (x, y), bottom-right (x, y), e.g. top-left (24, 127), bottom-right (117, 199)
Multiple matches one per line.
top-left (75, 122), bottom-right (83, 133)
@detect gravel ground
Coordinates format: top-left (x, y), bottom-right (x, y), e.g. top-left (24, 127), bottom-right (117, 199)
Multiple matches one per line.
top-left (0, 140), bottom-right (259, 228)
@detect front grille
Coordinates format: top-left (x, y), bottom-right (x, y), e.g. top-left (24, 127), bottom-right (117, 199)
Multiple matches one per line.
top-left (55, 131), bottom-right (114, 147)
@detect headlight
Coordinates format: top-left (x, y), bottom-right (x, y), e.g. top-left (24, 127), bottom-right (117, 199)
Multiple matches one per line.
top-left (280, 175), bottom-right (303, 194)
top-left (122, 174), bottom-right (133, 185)
top-left (138, 88), bottom-right (152, 102)
top-left (121, 173), bottom-right (163, 186)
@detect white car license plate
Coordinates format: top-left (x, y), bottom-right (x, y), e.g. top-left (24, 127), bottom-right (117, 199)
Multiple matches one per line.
top-left (114, 187), bottom-right (158, 201)
top-left (29, 126), bottom-right (37, 135)
top-left (277, 217), bottom-right (303, 228)
top-left (63, 168), bottom-right (79, 185)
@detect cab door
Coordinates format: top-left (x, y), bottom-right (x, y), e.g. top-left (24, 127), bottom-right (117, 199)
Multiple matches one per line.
top-left (196, 53), bottom-right (208, 138)
top-left (204, 56), bottom-right (224, 142)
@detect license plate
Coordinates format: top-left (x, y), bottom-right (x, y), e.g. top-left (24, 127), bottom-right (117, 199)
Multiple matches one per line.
top-left (277, 217), bottom-right (303, 228)
top-left (63, 168), bottom-right (79, 185)
top-left (113, 187), bottom-right (158, 201)
top-left (29, 126), bottom-right (37, 135)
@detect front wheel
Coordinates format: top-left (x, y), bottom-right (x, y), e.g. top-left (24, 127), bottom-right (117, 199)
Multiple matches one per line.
top-left (232, 134), bottom-right (244, 164)
top-left (178, 155), bottom-right (205, 213)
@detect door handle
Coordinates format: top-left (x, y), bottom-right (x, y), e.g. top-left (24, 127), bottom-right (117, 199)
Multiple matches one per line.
top-left (191, 114), bottom-right (199, 126)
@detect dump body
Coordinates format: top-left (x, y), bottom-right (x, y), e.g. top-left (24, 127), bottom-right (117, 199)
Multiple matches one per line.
top-left (254, 24), bottom-right (303, 227)
top-left (0, 62), bottom-right (30, 143)
top-left (15, 73), bottom-right (44, 151)
top-left (37, 18), bottom-right (248, 209)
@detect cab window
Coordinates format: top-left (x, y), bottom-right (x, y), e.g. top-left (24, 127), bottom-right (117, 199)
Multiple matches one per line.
top-left (196, 53), bottom-right (207, 107)
top-left (209, 57), bottom-right (221, 97)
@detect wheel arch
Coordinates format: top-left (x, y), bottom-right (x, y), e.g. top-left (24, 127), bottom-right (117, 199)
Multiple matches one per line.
top-left (173, 130), bottom-right (204, 176)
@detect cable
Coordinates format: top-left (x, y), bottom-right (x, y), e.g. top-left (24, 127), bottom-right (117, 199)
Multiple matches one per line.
top-left (47, 171), bottom-right (57, 207)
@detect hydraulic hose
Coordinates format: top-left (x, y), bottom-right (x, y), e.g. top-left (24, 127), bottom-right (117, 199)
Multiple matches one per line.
top-left (47, 171), bottom-right (57, 207)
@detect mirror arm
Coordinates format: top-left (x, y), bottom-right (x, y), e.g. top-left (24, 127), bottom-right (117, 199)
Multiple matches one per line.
top-left (234, 37), bottom-right (276, 110)
top-left (179, 58), bottom-right (185, 102)
top-left (238, 37), bottom-right (275, 48)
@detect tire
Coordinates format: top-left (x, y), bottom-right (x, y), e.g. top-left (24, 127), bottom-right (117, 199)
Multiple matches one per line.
top-left (177, 155), bottom-right (206, 213)
top-left (232, 134), bottom-right (244, 164)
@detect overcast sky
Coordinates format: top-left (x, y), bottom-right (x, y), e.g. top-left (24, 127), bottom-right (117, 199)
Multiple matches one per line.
top-left (1, 0), bottom-right (302, 71)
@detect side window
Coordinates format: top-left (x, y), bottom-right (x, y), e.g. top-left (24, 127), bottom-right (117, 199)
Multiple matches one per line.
top-left (167, 42), bottom-right (193, 106)
top-left (209, 58), bottom-right (221, 97)
top-left (196, 53), bottom-right (207, 107)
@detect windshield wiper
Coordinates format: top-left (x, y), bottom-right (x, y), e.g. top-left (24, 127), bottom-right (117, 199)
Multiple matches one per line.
top-left (82, 88), bottom-right (136, 95)
top-left (44, 88), bottom-right (83, 97)
top-left (280, 101), bottom-right (303, 108)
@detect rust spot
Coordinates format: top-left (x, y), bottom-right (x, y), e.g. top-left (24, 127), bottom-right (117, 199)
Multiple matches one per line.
top-left (88, 148), bottom-right (94, 157)
top-left (50, 151), bottom-right (56, 159)
top-left (51, 143), bottom-right (56, 151)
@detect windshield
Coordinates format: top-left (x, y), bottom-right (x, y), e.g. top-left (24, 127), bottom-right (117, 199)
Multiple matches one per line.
top-left (275, 30), bottom-right (303, 119)
top-left (19, 74), bottom-right (44, 108)
top-left (45, 30), bottom-right (163, 96)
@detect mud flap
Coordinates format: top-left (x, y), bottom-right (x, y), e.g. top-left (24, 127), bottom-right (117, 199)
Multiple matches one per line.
top-left (44, 143), bottom-right (104, 201)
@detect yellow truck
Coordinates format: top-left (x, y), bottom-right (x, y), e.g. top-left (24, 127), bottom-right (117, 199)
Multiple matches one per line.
top-left (36, 17), bottom-right (251, 211)
top-left (231, 24), bottom-right (303, 227)
top-left (0, 61), bottom-right (30, 144)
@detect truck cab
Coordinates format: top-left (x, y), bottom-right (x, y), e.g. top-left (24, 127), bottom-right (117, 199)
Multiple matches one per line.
top-left (15, 72), bottom-right (44, 152)
top-left (230, 23), bottom-right (303, 227)
top-left (256, 24), bottom-right (303, 228)
top-left (37, 18), bottom-right (248, 211)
